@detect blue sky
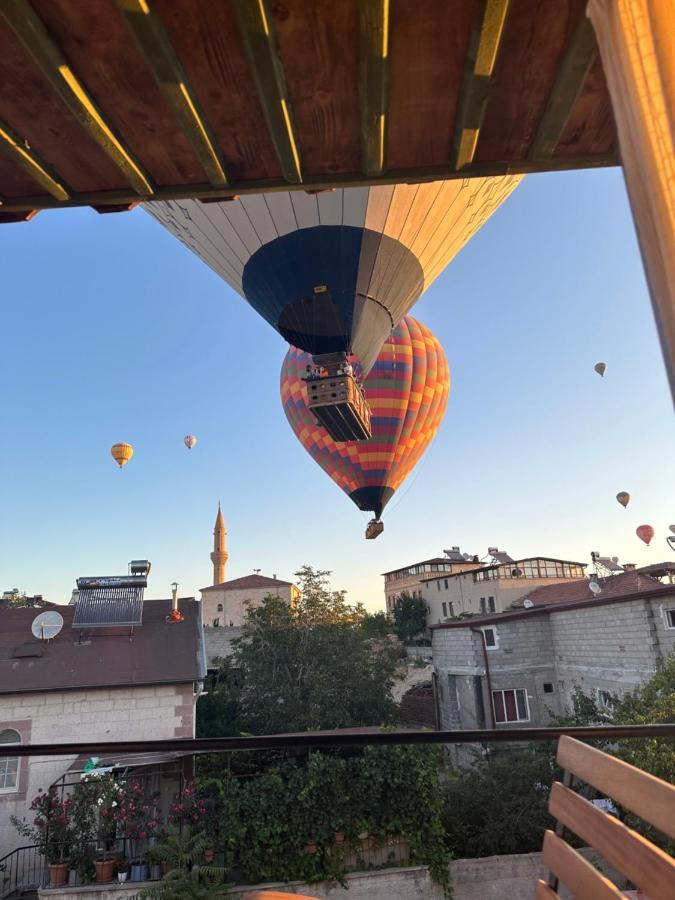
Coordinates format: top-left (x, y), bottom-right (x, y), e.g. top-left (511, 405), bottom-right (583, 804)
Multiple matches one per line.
top-left (1, 167), bottom-right (673, 610)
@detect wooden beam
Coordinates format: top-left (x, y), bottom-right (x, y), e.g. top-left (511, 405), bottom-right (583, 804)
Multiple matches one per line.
top-left (529, 17), bottom-right (598, 159)
top-left (0, 209), bottom-right (39, 223)
top-left (0, 152), bottom-right (619, 214)
top-left (115, 0), bottom-right (228, 188)
top-left (0, 0), bottom-right (153, 195)
top-left (93, 202), bottom-right (138, 214)
top-left (359, 0), bottom-right (390, 177)
top-left (230, 0), bottom-right (302, 184)
top-left (0, 119), bottom-right (70, 200)
top-left (451, 0), bottom-right (511, 170)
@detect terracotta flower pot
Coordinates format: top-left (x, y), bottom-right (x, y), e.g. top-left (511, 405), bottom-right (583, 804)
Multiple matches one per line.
top-left (333, 832), bottom-right (345, 845)
top-left (359, 834), bottom-right (374, 851)
top-left (94, 858), bottom-right (116, 883)
top-left (48, 863), bottom-right (69, 887)
top-left (160, 861), bottom-right (172, 876)
top-left (304, 840), bottom-right (317, 855)
top-left (203, 848), bottom-right (215, 863)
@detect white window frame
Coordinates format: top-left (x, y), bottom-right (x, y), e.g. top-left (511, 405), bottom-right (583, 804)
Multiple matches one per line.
top-left (492, 688), bottom-right (530, 723)
top-left (0, 728), bottom-right (21, 794)
top-left (664, 608), bottom-right (675, 629)
top-left (481, 626), bottom-right (499, 650)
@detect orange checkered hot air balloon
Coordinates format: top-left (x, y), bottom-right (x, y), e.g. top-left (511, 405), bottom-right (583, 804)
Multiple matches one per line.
top-left (280, 317), bottom-right (449, 534)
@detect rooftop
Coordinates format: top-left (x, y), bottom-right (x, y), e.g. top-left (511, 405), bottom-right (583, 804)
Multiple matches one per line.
top-left (421, 556), bottom-right (587, 583)
top-left (381, 558), bottom-right (464, 577)
top-left (511, 570), bottom-right (665, 608)
top-left (201, 574), bottom-right (294, 593)
top-left (0, 598), bottom-right (205, 695)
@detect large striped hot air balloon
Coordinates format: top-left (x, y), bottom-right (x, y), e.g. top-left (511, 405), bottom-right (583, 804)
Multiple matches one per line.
top-left (280, 316), bottom-right (449, 531)
top-left (145, 178), bottom-right (519, 376)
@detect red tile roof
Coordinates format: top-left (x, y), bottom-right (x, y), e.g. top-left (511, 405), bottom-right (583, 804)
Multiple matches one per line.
top-left (201, 574), bottom-right (294, 592)
top-left (0, 598), bottom-right (205, 695)
top-left (511, 571), bottom-right (665, 608)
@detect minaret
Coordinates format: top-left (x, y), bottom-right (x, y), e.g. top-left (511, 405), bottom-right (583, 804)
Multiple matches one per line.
top-left (210, 503), bottom-right (228, 586)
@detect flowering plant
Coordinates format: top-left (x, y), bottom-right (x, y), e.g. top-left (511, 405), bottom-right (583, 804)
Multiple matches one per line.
top-left (167, 781), bottom-right (207, 831)
top-left (81, 772), bottom-right (120, 858)
top-left (113, 780), bottom-right (159, 842)
top-left (11, 788), bottom-right (74, 864)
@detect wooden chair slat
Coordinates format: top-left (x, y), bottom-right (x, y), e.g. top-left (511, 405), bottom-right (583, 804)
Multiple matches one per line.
top-left (542, 829), bottom-right (625, 900)
top-left (557, 735), bottom-right (675, 840)
top-left (550, 782), bottom-right (675, 900)
top-left (535, 880), bottom-right (560, 899)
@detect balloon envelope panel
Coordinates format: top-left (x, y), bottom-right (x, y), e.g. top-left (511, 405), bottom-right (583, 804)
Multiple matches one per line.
top-left (280, 316), bottom-right (450, 518)
top-left (145, 178), bottom-right (519, 375)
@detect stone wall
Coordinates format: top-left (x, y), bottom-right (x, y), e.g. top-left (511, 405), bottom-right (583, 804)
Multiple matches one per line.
top-left (0, 683), bottom-right (195, 856)
top-left (201, 584), bottom-right (295, 628)
top-left (37, 851), bottom-right (631, 900)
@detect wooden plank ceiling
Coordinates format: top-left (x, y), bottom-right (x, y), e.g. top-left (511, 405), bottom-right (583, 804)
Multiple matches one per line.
top-left (0, 0), bottom-right (617, 221)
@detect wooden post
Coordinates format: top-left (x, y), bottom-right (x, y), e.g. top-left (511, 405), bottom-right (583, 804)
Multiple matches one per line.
top-left (587, 0), bottom-right (675, 402)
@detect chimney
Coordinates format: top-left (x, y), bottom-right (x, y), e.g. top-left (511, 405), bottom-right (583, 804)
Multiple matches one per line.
top-left (273, 573), bottom-right (277, 580)
top-left (167, 581), bottom-right (183, 621)
top-left (623, 563), bottom-right (636, 571)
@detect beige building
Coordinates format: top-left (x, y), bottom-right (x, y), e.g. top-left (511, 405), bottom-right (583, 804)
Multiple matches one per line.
top-left (422, 556), bottom-right (587, 623)
top-left (0, 598), bottom-right (205, 856)
top-left (382, 548), bottom-right (481, 613)
top-left (200, 574), bottom-right (300, 629)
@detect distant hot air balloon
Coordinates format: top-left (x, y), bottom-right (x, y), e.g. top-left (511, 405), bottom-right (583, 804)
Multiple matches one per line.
top-left (594, 362), bottom-right (607, 377)
top-left (280, 316), bottom-right (449, 526)
top-left (670, 525), bottom-right (675, 535)
top-left (184, 435), bottom-right (197, 450)
top-left (616, 491), bottom-right (630, 508)
top-left (636, 525), bottom-right (655, 546)
top-left (144, 179), bottom-right (520, 378)
top-left (111, 442), bottom-right (133, 469)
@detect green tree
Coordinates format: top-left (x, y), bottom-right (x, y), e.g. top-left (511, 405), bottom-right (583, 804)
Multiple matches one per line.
top-left (391, 592), bottom-right (427, 643)
top-left (361, 611), bottom-right (393, 639)
top-left (197, 567), bottom-right (398, 737)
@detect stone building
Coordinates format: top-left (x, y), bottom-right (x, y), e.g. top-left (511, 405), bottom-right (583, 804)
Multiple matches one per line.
top-left (382, 548), bottom-right (479, 613)
top-left (431, 572), bottom-right (675, 741)
top-left (200, 573), bottom-right (300, 629)
top-left (0, 598), bottom-right (206, 856)
top-left (422, 555), bottom-right (587, 623)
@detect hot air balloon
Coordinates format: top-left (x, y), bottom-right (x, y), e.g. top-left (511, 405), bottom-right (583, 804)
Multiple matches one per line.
top-left (616, 491), bottom-right (630, 508)
top-left (280, 316), bottom-right (449, 535)
top-left (144, 179), bottom-right (519, 380)
top-left (636, 525), bottom-right (655, 546)
top-left (111, 442), bottom-right (133, 469)
top-left (594, 362), bottom-right (607, 377)
top-left (184, 435), bottom-right (197, 450)
top-left (670, 525), bottom-right (675, 534)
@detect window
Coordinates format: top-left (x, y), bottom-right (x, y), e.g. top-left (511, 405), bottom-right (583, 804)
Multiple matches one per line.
top-left (447, 674), bottom-right (458, 702)
top-left (0, 729), bottom-right (20, 792)
top-left (480, 597), bottom-right (486, 613)
top-left (442, 602), bottom-right (447, 617)
top-left (212, 618), bottom-right (219, 627)
top-left (448, 602), bottom-right (454, 617)
top-left (543, 683), bottom-right (554, 694)
top-left (437, 582), bottom-right (441, 591)
top-left (488, 596), bottom-right (495, 612)
top-left (492, 689), bottom-right (529, 723)
top-left (665, 609), bottom-right (675, 629)
top-left (217, 603), bottom-right (223, 612)
top-left (444, 579), bottom-right (449, 589)
top-left (482, 626), bottom-right (498, 649)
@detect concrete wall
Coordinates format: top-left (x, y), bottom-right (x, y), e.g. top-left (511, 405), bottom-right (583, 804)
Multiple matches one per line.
top-left (201, 584), bottom-right (295, 628)
top-left (0, 683), bottom-right (196, 856)
top-left (432, 592), bottom-right (675, 732)
top-left (203, 626), bottom-right (242, 667)
top-left (38, 852), bottom-right (630, 900)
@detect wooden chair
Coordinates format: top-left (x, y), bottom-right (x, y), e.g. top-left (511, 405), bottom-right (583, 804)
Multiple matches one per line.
top-left (537, 735), bottom-right (675, 899)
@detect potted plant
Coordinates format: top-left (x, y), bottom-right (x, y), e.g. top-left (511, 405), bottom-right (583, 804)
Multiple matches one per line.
top-left (114, 779), bottom-right (159, 879)
top-left (11, 788), bottom-right (74, 886)
top-left (118, 862), bottom-right (129, 883)
top-left (88, 773), bottom-right (121, 882)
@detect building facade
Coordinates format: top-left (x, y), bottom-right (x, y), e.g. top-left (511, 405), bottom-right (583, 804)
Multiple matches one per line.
top-left (200, 574), bottom-right (300, 629)
top-left (383, 548), bottom-right (480, 613)
top-left (431, 579), bottom-right (675, 739)
top-left (422, 556), bottom-right (587, 623)
top-left (0, 599), bottom-right (206, 856)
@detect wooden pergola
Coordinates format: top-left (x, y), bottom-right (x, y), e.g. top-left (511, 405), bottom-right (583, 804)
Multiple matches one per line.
top-left (0, 0), bottom-right (672, 395)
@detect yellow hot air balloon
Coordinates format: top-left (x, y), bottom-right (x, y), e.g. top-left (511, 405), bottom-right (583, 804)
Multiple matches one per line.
top-left (111, 442), bottom-right (133, 469)
top-left (616, 491), bottom-right (630, 508)
top-left (594, 362), bottom-right (607, 377)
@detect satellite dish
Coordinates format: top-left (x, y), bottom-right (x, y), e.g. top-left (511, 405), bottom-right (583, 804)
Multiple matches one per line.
top-left (462, 553), bottom-right (470, 560)
top-left (589, 581), bottom-right (602, 595)
top-left (512, 568), bottom-right (523, 577)
top-left (523, 599), bottom-right (534, 609)
top-left (31, 610), bottom-right (64, 640)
